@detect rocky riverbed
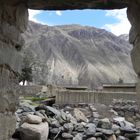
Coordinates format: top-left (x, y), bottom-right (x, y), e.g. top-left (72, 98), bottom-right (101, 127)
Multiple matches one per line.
top-left (12, 98), bottom-right (140, 140)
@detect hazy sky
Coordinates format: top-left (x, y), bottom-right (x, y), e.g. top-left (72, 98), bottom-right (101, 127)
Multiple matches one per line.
top-left (29, 8), bottom-right (131, 36)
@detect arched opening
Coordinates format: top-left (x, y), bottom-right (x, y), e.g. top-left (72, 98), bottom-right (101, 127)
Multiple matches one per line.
top-left (24, 8), bottom-right (135, 89)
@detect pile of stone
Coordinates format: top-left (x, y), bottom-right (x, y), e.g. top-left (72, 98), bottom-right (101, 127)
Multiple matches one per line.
top-left (111, 99), bottom-right (140, 124)
top-left (12, 102), bottom-right (140, 140)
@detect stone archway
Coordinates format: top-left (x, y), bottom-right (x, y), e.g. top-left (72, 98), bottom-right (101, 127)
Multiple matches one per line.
top-left (0, 0), bottom-right (139, 139)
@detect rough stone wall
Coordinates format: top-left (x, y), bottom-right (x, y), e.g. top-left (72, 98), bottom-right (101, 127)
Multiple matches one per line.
top-left (0, 3), bottom-right (28, 140)
top-left (56, 90), bottom-right (137, 105)
top-left (127, 1), bottom-right (140, 108)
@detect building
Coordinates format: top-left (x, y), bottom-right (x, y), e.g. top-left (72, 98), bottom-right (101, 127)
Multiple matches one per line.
top-left (102, 83), bottom-right (136, 92)
top-left (63, 86), bottom-right (88, 91)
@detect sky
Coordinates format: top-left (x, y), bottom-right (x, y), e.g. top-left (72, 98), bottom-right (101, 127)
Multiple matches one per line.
top-left (29, 8), bottom-right (131, 36)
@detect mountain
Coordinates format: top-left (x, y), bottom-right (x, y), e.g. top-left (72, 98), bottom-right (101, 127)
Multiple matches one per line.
top-left (119, 34), bottom-right (129, 42)
top-left (22, 21), bottom-right (137, 89)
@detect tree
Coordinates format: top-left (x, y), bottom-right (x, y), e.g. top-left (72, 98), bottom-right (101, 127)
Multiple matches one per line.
top-left (19, 66), bottom-right (33, 85)
top-left (19, 49), bottom-right (49, 85)
top-left (19, 50), bottom-right (33, 85)
top-left (118, 78), bottom-right (123, 84)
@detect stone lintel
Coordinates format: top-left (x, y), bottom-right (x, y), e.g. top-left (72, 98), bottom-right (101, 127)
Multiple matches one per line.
top-left (2, 0), bottom-right (128, 10)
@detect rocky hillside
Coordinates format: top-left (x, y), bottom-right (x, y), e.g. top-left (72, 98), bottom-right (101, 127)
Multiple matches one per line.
top-left (22, 21), bottom-right (137, 88)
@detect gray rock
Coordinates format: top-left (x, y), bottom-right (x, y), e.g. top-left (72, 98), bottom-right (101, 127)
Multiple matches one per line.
top-left (25, 114), bottom-right (42, 124)
top-left (89, 105), bottom-right (97, 112)
top-left (38, 110), bottom-right (46, 115)
top-left (19, 111), bottom-right (34, 118)
top-left (92, 112), bottom-right (100, 118)
top-left (51, 119), bottom-right (61, 128)
top-left (108, 135), bottom-right (116, 140)
top-left (96, 128), bottom-right (114, 135)
top-left (46, 106), bottom-right (61, 116)
top-left (85, 123), bottom-right (96, 136)
top-left (19, 122), bottom-right (49, 140)
top-left (73, 133), bottom-right (83, 140)
top-left (50, 128), bottom-right (59, 134)
top-left (19, 105), bottom-right (35, 113)
top-left (56, 115), bottom-right (66, 124)
top-left (136, 136), bottom-right (140, 140)
top-left (97, 118), bottom-right (112, 129)
top-left (112, 124), bottom-right (120, 131)
top-left (75, 123), bottom-right (85, 132)
top-left (120, 125), bottom-right (138, 133)
top-left (19, 101), bottom-right (35, 112)
top-left (87, 137), bottom-right (96, 140)
top-left (71, 131), bottom-right (78, 136)
top-left (62, 133), bottom-right (73, 139)
top-left (34, 111), bottom-right (46, 119)
top-left (64, 106), bottom-right (73, 112)
top-left (117, 136), bottom-right (129, 140)
top-left (15, 113), bottom-right (21, 122)
top-left (67, 114), bottom-right (77, 124)
top-left (124, 133), bottom-right (139, 139)
top-left (94, 132), bottom-right (103, 137)
top-left (60, 110), bottom-right (68, 121)
top-left (115, 130), bottom-right (121, 136)
top-left (59, 126), bottom-right (65, 131)
top-left (16, 109), bottom-right (24, 114)
top-left (73, 108), bottom-right (88, 122)
top-left (113, 117), bottom-right (138, 133)
top-left (96, 138), bottom-right (102, 140)
top-left (64, 123), bottom-right (74, 132)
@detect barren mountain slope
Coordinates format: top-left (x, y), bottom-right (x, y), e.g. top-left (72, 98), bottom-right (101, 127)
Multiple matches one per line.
top-left (22, 21), bottom-right (137, 88)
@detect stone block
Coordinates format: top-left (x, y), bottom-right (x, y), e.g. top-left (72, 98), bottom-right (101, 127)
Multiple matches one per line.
top-left (25, 114), bottom-right (42, 124)
top-left (20, 122), bottom-right (49, 140)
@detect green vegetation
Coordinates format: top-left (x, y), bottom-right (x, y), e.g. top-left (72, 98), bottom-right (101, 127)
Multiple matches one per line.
top-left (31, 97), bottom-right (47, 102)
top-left (24, 96), bottom-right (47, 102)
